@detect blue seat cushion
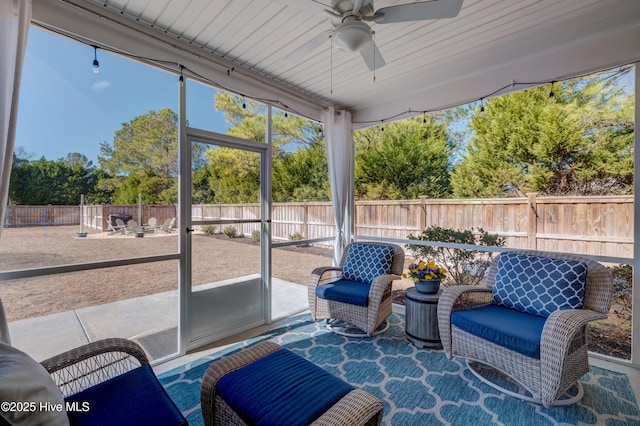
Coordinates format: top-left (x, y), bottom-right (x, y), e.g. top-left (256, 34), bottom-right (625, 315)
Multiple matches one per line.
top-left (492, 253), bottom-right (587, 318)
top-left (217, 348), bottom-right (354, 426)
top-left (450, 303), bottom-right (547, 358)
top-left (342, 243), bottom-right (394, 284)
top-left (65, 364), bottom-right (187, 426)
top-left (315, 279), bottom-right (370, 306)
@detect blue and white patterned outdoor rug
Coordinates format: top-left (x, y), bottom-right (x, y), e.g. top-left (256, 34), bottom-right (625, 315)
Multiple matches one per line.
top-left (159, 314), bottom-right (640, 425)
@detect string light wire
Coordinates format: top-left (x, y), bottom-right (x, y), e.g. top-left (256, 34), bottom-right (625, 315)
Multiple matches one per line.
top-left (38, 22), bottom-right (632, 129)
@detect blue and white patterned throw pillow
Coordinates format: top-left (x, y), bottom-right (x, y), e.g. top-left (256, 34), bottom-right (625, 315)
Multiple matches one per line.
top-left (492, 253), bottom-right (587, 317)
top-left (342, 244), bottom-right (394, 285)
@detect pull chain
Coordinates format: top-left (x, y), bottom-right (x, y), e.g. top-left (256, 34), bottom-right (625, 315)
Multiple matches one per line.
top-left (330, 35), bottom-right (333, 95)
top-left (372, 31), bottom-right (376, 84)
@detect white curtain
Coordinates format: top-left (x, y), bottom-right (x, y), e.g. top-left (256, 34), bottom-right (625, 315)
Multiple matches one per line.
top-left (0, 0), bottom-right (31, 344)
top-left (324, 107), bottom-right (354, 266)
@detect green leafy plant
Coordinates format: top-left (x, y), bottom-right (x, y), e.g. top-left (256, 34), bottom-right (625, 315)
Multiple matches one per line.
top-left (223, 226), bottom-right (238, 238)
top-left (203, 225), bottom-right (216, 235)
top-left (407, 226), bottom-right (506, 286)
top-left (288, 232), bottom-right (303, 241)
top-left (251, 230), bottom-right (260, 242)
top-left (608, 264), bottom-right (632, 323)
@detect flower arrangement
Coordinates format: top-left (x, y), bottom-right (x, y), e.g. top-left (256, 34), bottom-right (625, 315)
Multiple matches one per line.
top-left (403, 260), bottom-right (447, 282)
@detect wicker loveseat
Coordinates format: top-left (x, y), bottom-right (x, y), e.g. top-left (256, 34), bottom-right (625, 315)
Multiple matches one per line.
top-left (438, 250), bottom-right (613, 408)
top-left (308, 241), bottom-right (404, 337)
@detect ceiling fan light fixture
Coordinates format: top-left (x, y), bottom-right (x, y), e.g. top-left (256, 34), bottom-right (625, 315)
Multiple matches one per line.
top-left (333, 20), bottom-right (371, 52)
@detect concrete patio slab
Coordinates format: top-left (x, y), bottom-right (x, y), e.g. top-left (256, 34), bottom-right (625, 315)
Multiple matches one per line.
top-left (9, 310), bottom-right (89, 361)
top-left (8, 278), bottom-right (308, 362)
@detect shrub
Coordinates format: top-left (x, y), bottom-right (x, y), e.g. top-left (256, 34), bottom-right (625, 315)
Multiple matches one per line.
top-left (407, 226), bottom-right (506, 287)
top-left (251, 230), bottom-right (260, 242)
top-left (223, 226), bottom-right (237, 238)
top-left (203, 225), bottom-right (216, 235)
top-left (288, 232), bottom-right (303, 241)
top-left (608, 264), bottom-right (632, 323)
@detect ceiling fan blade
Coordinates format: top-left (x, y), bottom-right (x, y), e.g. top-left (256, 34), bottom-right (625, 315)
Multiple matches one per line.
top-left (374, 0), bottom-right (463, 24)
top-left (271, 0), bottom-right (332, 13)
top-left (360, 40), bottom-right (385, 71)
top-left (352, 0), bottom-right (364, 14)
top-left (284, 30), bottom-right (332, 63)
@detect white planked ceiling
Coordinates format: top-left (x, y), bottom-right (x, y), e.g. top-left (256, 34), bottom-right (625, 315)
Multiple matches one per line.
top-left (32, 0), bottom-right (640, 126)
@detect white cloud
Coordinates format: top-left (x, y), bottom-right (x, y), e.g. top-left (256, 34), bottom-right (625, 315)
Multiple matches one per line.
top-left (91, 80), bottom-right (111, 93)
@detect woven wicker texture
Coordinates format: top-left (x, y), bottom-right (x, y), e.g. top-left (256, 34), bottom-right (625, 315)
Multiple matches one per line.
top-left (308, 242), bottom-right (404, 336)
top-left (438, 250), bottom-right (614, 408)
top-left (40, 337), bottom-right (148, 398)
top-left (200, 341), bottom-right (383, 426)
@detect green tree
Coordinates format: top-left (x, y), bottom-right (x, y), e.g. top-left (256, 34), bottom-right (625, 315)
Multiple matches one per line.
top-left (272, 139), bottom-right (330, 202)
top-left (354, 116), bottom-right (454, 200)
top-left (9, 153), bottom-right (101, 205)
top-left (97, 108), bottom-right (206, 204)
top-left (205, 147), bottom-right (261, 203)
top-left (451, 70), bottom-right (634, 197)
top-left (209, 93), bottom-right (328, 202)
top-left (98, 108), bottom-right (179, 203)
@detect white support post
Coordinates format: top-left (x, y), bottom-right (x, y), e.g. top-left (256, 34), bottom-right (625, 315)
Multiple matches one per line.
top-left (263, 105), bottom-right (273, 323)
top-left (178, 72), bottom-right (191, 356)
top-left (632, 62), bottom-right (639, 367)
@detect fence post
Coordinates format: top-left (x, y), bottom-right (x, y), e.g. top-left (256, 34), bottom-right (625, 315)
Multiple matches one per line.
top-left (526, 192), bottom-right (538, 249)
top-left (419, 196), bottom-right (427, 232)
top-left (353, 198), bottom-right (358, 236)
top-left (303, 200), bottom-right (309, 239)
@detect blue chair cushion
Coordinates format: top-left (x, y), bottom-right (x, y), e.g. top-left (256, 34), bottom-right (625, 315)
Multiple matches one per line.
top-left (341, 243), bottom-right (394, 284)
top-left (451, 303), bottom-right (546, 358)
top-left (492, 253), bottom-right (587, 318)
top-left (64, 364), bottom-right (187, 426)
top-left (315, 279), bottom-right (371, 306)
top-left (217, 348), bottom-right (354, 426)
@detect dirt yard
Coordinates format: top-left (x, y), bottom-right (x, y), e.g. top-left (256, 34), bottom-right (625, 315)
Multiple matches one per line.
top-left (0, 226), bottom-right (332, 321)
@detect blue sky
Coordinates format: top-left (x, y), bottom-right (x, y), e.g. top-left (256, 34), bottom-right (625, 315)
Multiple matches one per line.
top-left (16, 28), bottom-right (230, 165)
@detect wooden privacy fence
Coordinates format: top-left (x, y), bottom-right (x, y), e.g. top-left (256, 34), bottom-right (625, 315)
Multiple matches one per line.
top-left (4, 194), bottom-right (633, 259)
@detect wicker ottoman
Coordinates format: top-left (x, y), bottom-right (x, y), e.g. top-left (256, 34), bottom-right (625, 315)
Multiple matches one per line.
top-left (200, 341), bottom-right (383, 426)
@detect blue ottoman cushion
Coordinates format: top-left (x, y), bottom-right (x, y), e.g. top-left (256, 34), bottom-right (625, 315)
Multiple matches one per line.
top-left (65, 364), bottom-right (187, 426)
top-left (217, 348), bottom-right (354, 426)
top-left (315, 279), bottom-right (370, 306)
top-left (451, 303), bottom-right (547, 358)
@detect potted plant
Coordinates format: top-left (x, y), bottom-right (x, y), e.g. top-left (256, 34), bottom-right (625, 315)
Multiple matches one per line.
top-left (403, 260), bottom-right (447, 294)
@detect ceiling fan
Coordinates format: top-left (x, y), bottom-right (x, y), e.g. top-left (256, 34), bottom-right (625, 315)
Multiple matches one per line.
top-left (283, 0), bottom-right (464, 71)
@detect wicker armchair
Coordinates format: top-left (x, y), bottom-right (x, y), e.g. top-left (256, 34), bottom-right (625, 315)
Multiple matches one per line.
top-left (41, 338), bottom-right (187, 425)
top-left (438, 250), bottom-right (613, 408)
top-left (308, 241), bottom-right (404, 337)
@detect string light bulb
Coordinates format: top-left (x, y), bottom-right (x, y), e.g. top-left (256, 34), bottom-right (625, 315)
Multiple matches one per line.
top-left (92, 46), bottom-right (100, 74)
top-left (178, 66), bottom-right (184, 87)
top-left (479, 98), bottom-right (485, 113)
top-left (423, 112), bottom-right (427, 124)
top-left (242, 96), bottom-right (246, 109)
top-left (548, 81), bottom-right (555, 99)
